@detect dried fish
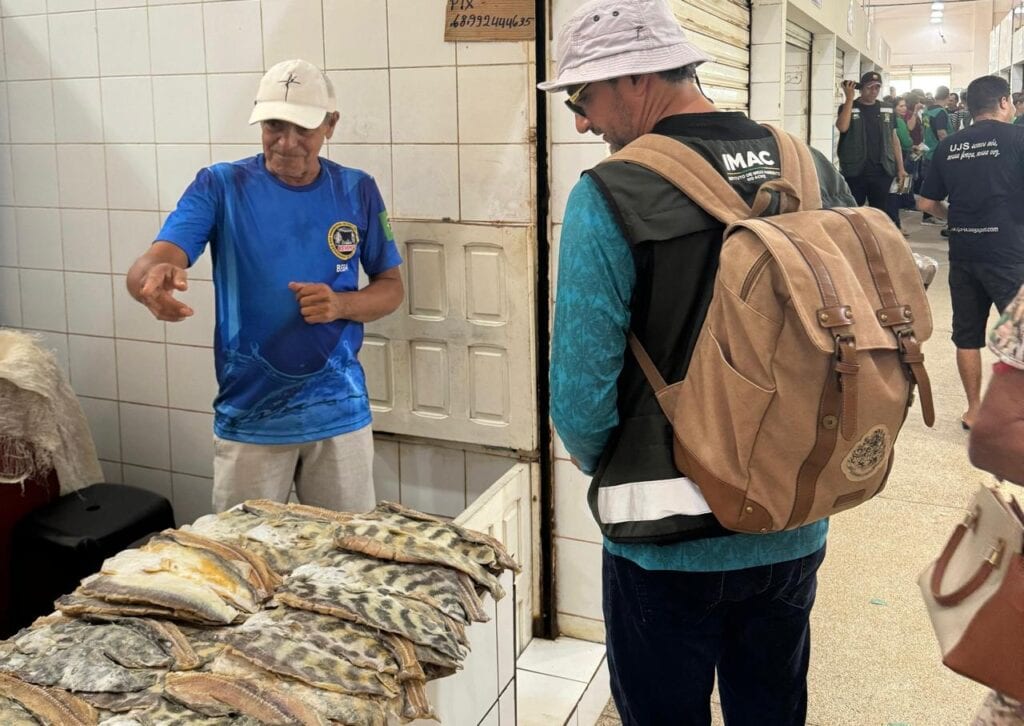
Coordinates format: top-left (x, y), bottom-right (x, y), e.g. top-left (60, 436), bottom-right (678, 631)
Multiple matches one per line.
top-left (56, 593), bottom-right (183, 622)
top-left (333, 520), bottom-right (506, 599)
top-left (78, 571), bottom-right (241, 626)
top-left (80, 686), bottom-right (162, 714)
top-left (97, 697), bottom-right (262, 725)
top-left (308, 551), bottom-right (488, 623)
top-left (0, 672), bottom-right (97, 725)
top-left (277, 574), bottom-right (468, 662)
top-left (13, 618), bottom-right (171, 669)
top-left (0, 692), bottom-right (42, 725)
top-left (159, 529), bottom-right (280, 599)
top-left (371, 501), bottom-right (519, 572)
top-left (210, 651), bottom-right (389, 726)
top-left (188, 509), bottom-right (339, 576)
top-left (97, 539), bottom-right (262, 614)
top-left (242, 499), bottom-right (358, 523)
top-left (163, 672), bottom-right (326, 726)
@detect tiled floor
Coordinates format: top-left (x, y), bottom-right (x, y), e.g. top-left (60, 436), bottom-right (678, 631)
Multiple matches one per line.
top-left (528, 215), bottom-right (999, 726)
top-left (515, 637), bottom-right (606, 726)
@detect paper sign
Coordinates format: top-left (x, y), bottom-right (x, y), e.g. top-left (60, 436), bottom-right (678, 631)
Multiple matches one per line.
top-left (444, 0), bottom-right (536, 41)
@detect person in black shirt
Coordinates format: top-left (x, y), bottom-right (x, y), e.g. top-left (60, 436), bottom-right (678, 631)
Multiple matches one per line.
top-left (919, 75), bottom-right (1024, 429)
top-left (836, 71), bottom-right (908, 231)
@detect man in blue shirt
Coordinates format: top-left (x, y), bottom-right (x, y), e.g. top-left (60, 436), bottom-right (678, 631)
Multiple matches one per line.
top-left (540, 1), bottom-right (854, 723)
top-left (127, 59), bottom-right (403, 515)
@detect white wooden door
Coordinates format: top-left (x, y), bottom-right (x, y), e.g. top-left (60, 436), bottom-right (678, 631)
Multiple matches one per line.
top-left (670, 0), bottom-right (751, 112)
top-left (361, 223), bottom-right (537, 453)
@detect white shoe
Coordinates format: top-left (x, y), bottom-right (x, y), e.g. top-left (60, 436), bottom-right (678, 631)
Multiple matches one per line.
top-left (921, 217), bottom-right (945, 226)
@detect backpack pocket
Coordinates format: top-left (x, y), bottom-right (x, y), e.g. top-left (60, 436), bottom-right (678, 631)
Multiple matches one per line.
top-left (676, 328), bottom-right (776, 496)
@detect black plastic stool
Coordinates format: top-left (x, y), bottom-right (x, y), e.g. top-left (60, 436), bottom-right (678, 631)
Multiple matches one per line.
top-left (9, 483), bottom-right (174, 632)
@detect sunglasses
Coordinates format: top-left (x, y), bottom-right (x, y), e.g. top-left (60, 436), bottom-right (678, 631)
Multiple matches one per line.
top-left (564, 82), bottom-right (590, 118)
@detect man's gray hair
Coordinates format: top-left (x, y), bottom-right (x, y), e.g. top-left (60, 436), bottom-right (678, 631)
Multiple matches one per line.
top-left (657, 64), bottom-right (700, 84)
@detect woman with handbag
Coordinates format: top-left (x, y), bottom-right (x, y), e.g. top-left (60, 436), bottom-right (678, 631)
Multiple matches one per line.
top-left (965, 283), bottom-right (1024, 724)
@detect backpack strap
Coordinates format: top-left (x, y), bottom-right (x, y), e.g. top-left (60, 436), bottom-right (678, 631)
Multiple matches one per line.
top-left (761, 124), bottom-right (823, 212)
top-left (829, 208), bottom-right (936, 427)
top-left (603, 134), bottom-right (752, 225)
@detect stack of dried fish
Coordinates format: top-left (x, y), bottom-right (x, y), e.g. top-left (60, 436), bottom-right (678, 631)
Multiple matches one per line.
top-left (0, 500), bottom-right (518, 725)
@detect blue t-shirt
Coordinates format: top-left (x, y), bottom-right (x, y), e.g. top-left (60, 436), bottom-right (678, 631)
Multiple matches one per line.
top-left (157, 155), bottom-right (402, 444)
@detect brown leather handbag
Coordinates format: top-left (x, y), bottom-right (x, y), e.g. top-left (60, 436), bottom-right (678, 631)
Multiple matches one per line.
top-left (918, 484), bottom-right (1024, 700)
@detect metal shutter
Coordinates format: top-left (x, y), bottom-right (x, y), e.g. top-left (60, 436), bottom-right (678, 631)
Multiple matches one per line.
top-left (784, 21), bottom-right (812, 142)
top-left (834, 48), bottom-right (845, 163)
top-left (670, 0), bottom-right (751, 112)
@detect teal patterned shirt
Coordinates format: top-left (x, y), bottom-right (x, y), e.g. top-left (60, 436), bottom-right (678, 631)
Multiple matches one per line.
top-left (551, 174), bottom-right (828, 573)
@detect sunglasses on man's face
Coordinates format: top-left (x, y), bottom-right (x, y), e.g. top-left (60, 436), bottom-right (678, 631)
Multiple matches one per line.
top-left (564, 82), bottom-right (590, 118)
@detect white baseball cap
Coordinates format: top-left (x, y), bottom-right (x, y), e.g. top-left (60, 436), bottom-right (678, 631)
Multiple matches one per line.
top-left (538, 0), bottom-right (712, 93)
top-left (248, 59), bottom-right (337, 129)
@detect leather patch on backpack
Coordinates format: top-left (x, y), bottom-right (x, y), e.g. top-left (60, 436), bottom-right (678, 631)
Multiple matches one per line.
top-left (842, 425), bottom-right (891, 481)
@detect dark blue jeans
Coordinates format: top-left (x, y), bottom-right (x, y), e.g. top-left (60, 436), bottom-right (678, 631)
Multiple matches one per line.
top-left (602, 546), bottom-right (826, 726)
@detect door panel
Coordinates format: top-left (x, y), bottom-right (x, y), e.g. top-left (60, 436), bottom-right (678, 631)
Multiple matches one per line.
top-left (362, 222), bottom-right (537, 452)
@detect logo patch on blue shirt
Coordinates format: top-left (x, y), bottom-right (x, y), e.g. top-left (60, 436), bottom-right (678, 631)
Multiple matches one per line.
top-left (328, 221), bottom-right (359, 261)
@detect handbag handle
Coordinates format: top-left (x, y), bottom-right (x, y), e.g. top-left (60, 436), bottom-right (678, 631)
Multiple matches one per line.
top-left (930, 507), bottom-right (1006, 607)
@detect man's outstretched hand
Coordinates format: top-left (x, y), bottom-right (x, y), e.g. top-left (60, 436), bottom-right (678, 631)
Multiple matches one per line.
top-left (138, 263), bottom-right (194, 322)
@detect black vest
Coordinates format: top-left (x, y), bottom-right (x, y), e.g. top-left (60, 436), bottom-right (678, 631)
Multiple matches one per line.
top-left (584, 129), bottom-right (852, 544)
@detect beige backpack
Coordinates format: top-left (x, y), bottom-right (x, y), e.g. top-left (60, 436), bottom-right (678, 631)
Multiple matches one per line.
top-left (611, 126), bottom-right (935, 534)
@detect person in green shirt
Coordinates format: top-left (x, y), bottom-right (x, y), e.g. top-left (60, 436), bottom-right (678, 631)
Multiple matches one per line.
top-left (1013, 92), bottom-right (1024, 126)
top-left (889, 96), bottom-right (920, 229)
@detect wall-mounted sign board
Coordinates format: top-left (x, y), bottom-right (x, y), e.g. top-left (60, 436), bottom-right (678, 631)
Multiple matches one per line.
top-left (444, 0), bottom-right (536, 41)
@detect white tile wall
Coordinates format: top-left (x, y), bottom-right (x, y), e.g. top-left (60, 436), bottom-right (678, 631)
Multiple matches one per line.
top-left (460, 145), bottom-right (530, 223)
top-left (392, 145), bottom-right (459, 220)
top-left (53, 79), bottom-right (104, 143)
top-left (399, 441), bottom-right (466, 518)
top-left (60, 209), bottom-right (110, 273)
top-left (458, 65), bottom-right (529, 144)
top-left (555, 537), bottom-right (603, 621)
top-left (122, 464), bottom-right (172, 502)
top-left (48, 11), bottom-right (97, 78)
top-left (166, 343), bottom-right (216, 411)
top-left (0, 207), bottom-right (15, 266)
top-left (170, 472), bottom-right (213, 526)
top-left (390, 67), bottom-right (457, 144)
top-left (0, 146), bottom-right (12, 205)
top-left (4, 15), bottom-right (50, 80)
top-left (96, 8), bottom-right (149, 76)
top-left (65, 270), bottom-right (114, 336)
top-left (116, 338), bottom-right (168, 405)
top-left (101, 77), bottom-right (155, 144)
top-left (29, 329), bottom-right (70, 373)
top-left (329, 69), bottom-right (391, 144)
top-left (19, 270), bottom-right (66, 332)
top-left (0, 91), bottom-right (8, 145)
top-left (203, 0), bottom-right (263, 74)
top-left (105, 144), bottom-right (158, 210)
top-left (169, 408), bottom-right (214, 477)
top-left (12, 144), bottom-right (59, 206)
top-left (47, 0), bottom-right (93, 14)
top-left (109, 210), bottom-right (159, 274)
top-left (261, 0), bottom-right (323, 69)
top-left (7, 80), bottom-right (54, 143)
top-left (79, 395), bottom-right (121, 460)
top-left (553, 460), bottom-right (601, 544)
top-left (68, 333), bottom-right (117, 397)
top-left (207, 73), bottom-right (261, 144)
top-left (148, 4), bottom-right (205, 76)
top-left (387, 0), bottom-right (454, 68)
top-left (0, 266), bottom-right (22, 326)
top-left (550, 143), bottom-right (608, 224)
top-left (16, 207), bottom-right (62, 269)
top-left (58, 144), bottom-right (107, 208)
top-left (323, 0), bottom-right (388, 70)
top-left (112, 275), bottom-right (165, 340)
top-left (119, 401), bottom-right (169, 469)
top-left (153, 76), bottom-right (209, 144)
top-left (2, 0), bottom-right (45, 16)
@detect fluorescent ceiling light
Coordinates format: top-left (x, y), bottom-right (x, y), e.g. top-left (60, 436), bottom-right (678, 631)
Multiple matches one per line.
top-left (931, 11), bottom-right (943, 17)
top-left (930, 16), bottom-right (943, 23)
top-left (931, 1), bottom-right (943, 8)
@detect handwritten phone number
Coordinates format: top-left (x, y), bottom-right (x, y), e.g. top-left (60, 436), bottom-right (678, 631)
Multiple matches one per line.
top-left (450, 14), bottom-right (534, 29)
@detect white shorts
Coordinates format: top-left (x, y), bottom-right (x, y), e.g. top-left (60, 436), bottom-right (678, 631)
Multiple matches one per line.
top-left (212, 425), bottom-right (375, 514)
